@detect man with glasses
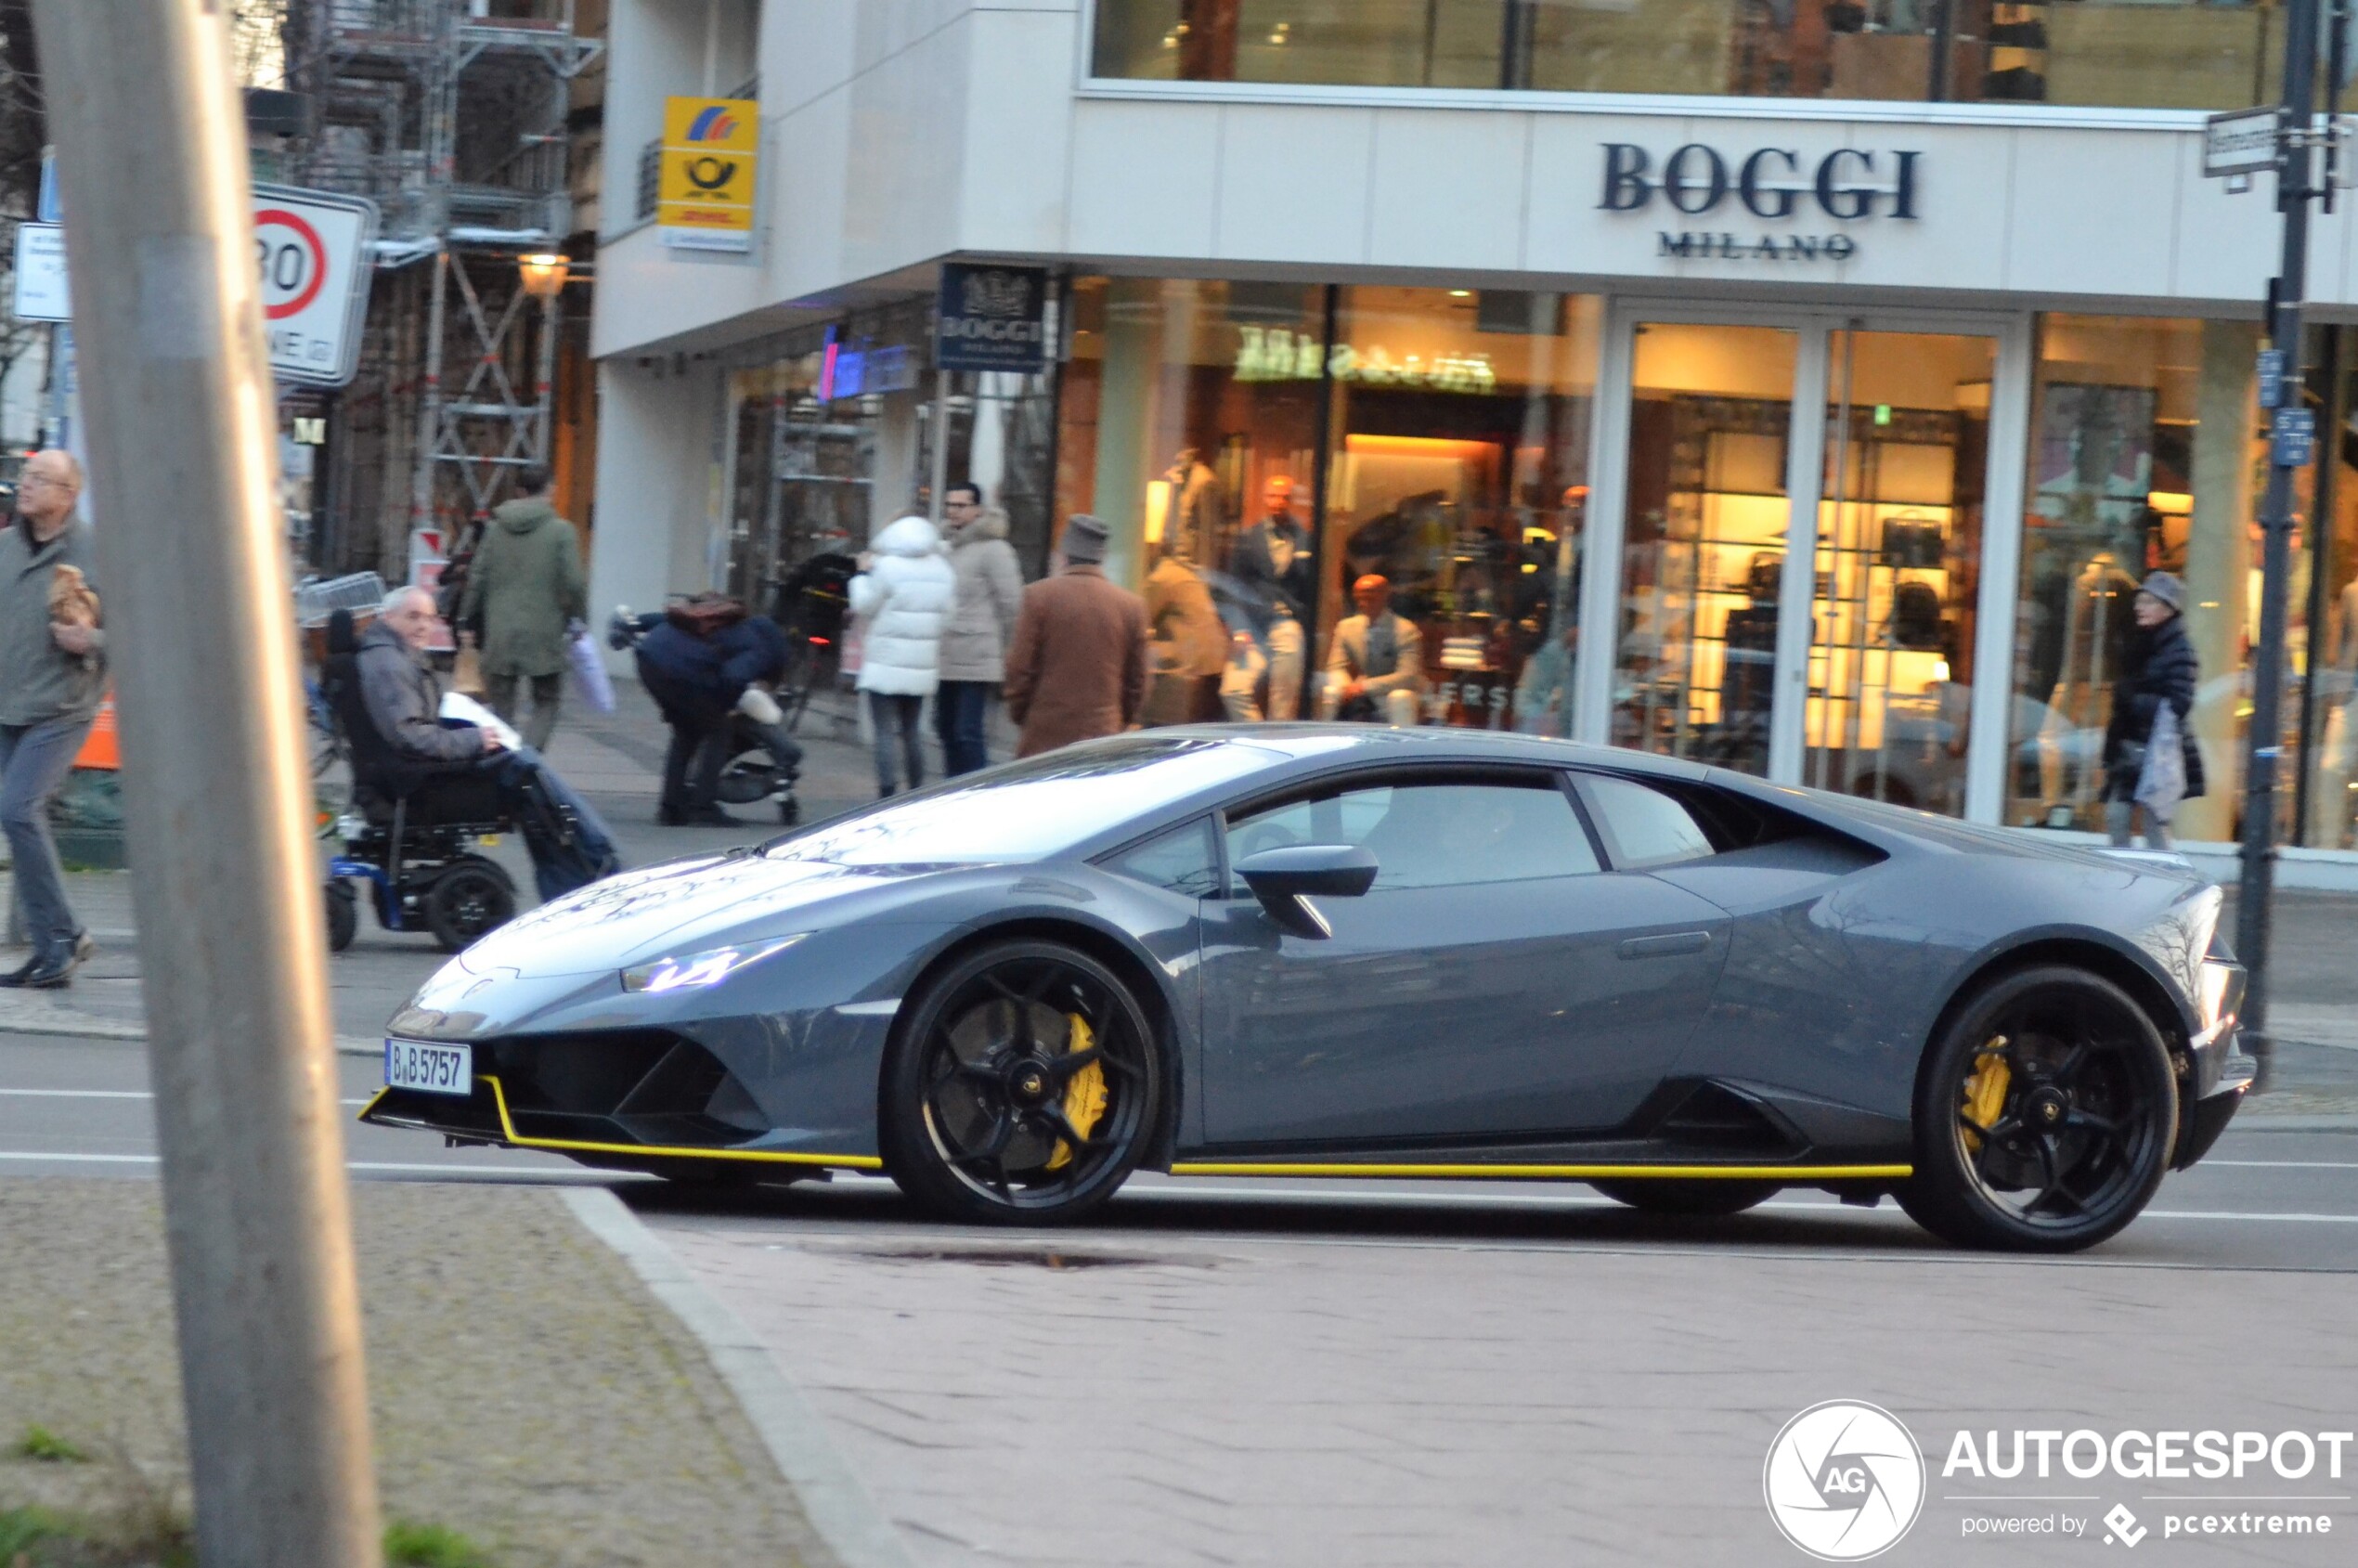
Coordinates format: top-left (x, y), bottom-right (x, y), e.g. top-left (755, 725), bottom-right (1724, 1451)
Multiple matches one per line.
top-left (0, 450), bottom-right (104, 988)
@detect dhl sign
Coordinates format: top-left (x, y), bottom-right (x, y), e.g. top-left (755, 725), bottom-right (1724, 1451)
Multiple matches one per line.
top-left (659, 97), bottom-right (758, 253)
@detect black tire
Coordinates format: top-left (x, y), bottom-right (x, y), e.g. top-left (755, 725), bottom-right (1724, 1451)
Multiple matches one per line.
top-left (1589, 1178), bottom-right (1780, 1216)
top-left (325, 879), bottom-right (357, 953)
top-left (1898, 964), bottom-right (2178, 1252)
top-left (423, 857), bottom-right (517, 952)
top-left (879, 939), bottom-right (1162, 1225)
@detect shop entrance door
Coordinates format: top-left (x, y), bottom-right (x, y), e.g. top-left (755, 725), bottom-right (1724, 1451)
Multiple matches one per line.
top-left (1579, 306), bottom-right (2028, 821)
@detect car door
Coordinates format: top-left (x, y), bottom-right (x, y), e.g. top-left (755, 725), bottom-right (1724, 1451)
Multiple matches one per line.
top-left (1196, 767), bottom-right (1730, 1147)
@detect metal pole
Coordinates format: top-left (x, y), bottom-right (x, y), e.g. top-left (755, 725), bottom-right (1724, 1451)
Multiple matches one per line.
top-left (928, 367), bottom-right (952, 525)
top-left (411, 245), bottom-right (449, 570)
top-left (31, 4), bottom-right (383, 1564)
top-left (2237, 0), bottom-right (2323, 1079)
top-left (534, 281), bottom-right (561, 468)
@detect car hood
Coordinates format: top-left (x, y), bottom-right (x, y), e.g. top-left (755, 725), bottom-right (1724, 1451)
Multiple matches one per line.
top-left (453, 850), bottom-right (909, 979)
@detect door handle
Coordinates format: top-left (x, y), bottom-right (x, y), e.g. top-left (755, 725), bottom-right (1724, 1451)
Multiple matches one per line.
top-left (1618, 930), bottom-right (1711, 960)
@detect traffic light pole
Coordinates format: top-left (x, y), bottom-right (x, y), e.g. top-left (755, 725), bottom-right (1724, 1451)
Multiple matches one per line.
top-left (2237, 0), bottom-right (2324, 1078)
top-left (32, 3), bottom-right (383, 1563)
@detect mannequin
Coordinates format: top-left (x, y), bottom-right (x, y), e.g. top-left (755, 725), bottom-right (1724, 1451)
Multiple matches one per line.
top-left (1164, 447), bottom-right (1223, 569)
top-left (1218, 473), bottom-right (1313, 721)
top-left (1144, 535), bottom-right (1227, 725)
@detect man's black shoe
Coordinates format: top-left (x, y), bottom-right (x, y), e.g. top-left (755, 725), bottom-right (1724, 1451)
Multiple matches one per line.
top-left (0, 952), bottom-right (76, 990)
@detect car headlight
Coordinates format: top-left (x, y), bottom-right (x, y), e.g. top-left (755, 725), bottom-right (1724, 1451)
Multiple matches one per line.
top-left (621, 934), bottom-right (809, 994)
top-left (2198, 957), bottom-right (2238, 1033)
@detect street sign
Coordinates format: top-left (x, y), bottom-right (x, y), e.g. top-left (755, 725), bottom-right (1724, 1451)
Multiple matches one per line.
top-left (2259, 347), bottom-right (2289, 408)
top-left (2271, 406), bottom-right (2316, 468)
top-left (659, 97), bottom-right (758, 253)
top-left (10, 223), bottom-right (70, 320)
top-left (935, 263), bottom-right (1050, 373)
top-left (2204, 107), bottom-right (2282, 178)
top-left (252, 183), bottom-right (378, 388)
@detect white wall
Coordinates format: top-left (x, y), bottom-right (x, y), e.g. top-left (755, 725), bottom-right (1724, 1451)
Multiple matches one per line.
top-left (586, 356), bottom-right (727, 668)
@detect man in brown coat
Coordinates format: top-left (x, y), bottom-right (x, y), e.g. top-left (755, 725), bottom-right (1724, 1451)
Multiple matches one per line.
top-left (1004, 515), bottom-right (1148, 757)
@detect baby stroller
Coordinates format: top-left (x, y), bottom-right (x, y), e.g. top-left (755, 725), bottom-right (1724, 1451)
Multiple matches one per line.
top-left (607, 603), bottom-right (804, 825)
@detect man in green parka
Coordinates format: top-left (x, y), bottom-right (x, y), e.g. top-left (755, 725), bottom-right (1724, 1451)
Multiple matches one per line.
top-left (458, 464), bottom-right (587, 750)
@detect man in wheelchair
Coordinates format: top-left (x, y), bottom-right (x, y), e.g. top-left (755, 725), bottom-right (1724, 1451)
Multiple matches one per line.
top-left (325, 589), bottom-right (620, 950)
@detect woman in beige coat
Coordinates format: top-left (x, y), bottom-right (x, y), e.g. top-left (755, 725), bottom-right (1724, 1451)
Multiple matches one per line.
top-left (934, 493), bottom-right (1024, 775)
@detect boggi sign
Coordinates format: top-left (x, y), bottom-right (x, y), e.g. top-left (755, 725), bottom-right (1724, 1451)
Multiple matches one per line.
top-left (1600, 142), bottom-right (1923, 262)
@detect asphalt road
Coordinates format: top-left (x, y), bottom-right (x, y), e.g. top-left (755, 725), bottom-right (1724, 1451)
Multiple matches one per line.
top-left (10, 1032), bottom-right (2357, 1566)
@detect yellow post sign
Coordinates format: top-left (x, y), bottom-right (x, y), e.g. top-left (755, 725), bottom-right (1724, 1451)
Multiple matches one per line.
top-left (659, 97), bottom-right (758, 252)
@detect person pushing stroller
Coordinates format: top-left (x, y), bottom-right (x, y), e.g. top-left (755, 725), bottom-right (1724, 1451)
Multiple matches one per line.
top-left (617, 597), bottom-right (804, 827)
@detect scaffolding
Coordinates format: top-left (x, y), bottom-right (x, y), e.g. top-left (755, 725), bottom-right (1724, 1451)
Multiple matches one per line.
top-left (274, 1), bottom-right (602, 575)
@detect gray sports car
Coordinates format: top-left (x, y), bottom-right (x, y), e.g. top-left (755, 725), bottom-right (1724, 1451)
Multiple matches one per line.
top-left (363, 726), bottom-right (2254, 1251)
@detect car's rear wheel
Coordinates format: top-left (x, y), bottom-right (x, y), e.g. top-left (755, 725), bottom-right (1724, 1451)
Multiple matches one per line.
top-left (1898, 965), bottom-right (2177, 1252)
top-left (880, 940), bottom-right (1161, 1225)
top-left (1588, 1178), bottom-right (1780, 1216)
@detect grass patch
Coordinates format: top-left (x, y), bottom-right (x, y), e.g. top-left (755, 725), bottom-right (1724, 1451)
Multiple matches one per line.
top-left (383, 1521), bottom-right (494, 1568)
top-left (13, 1430), bottom-right (87, 1465)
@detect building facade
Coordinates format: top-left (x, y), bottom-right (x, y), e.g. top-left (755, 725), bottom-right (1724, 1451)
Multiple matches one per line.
top-left (593, 0), bottom-right (2358, 877)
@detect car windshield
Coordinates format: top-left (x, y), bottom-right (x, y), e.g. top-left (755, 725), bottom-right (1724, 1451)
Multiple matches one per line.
top-left (766, 736), bottom-right (1278, 866)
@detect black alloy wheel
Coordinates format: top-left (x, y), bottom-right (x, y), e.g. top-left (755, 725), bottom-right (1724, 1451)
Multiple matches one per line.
top-left (880, 940), bottom-right (1162, 1225)
top-left (1588, 1177), bottom-right (1780, 1217)
top-left (423, 858), bottom-right (517, 952)
top-left (1898, 965), bottom-right (2177, 1252)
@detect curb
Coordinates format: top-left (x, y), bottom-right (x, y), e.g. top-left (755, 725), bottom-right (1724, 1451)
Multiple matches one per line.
top-left (560, 1187), bottom-right (918, 1568)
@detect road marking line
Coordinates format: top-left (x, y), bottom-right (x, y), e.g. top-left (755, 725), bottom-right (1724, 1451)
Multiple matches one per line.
top-left (0, 1089), bottom-right (378, 1107)
top-left (0, 1150), bottom-right (613, 1178)
top-left (2199, 1160), bottom-right (2358, 1169)
top-left (1123, 1183), bottom-right (2358, 1223)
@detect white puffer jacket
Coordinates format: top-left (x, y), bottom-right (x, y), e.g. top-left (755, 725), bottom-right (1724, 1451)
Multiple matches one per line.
top-left (849, 515), bottom-right (956, 695)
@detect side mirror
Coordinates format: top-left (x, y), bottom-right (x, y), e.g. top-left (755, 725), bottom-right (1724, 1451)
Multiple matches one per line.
top-left (1235, 844), bottom-right (1377, 938)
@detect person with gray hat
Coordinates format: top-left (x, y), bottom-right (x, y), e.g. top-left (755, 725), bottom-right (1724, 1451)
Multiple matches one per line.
top-left (1003, 514), bottom-right (1148, 757)
top-left (2102, 570), bottom-right (2205, 849)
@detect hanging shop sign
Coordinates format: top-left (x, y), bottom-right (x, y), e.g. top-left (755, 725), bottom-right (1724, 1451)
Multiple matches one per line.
top-left (1232, 325), bottom-right (1497, 394)
top-left (1600, 143), bottom-right (1921, 263)
top-left (935, 263), bottom-right (1049, 372)
top-left (659, 97), bottom-right (758, 253)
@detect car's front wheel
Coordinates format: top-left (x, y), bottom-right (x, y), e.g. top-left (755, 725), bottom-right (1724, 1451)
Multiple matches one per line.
top-left (1898, 965), bottom-right (2177, 1252)
top-left (880, 940), bottom-right (1162, 1225)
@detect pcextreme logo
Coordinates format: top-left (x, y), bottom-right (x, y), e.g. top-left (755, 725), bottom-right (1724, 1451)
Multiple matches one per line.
top-left (1765, 1401), bottom-right (1928, 1561)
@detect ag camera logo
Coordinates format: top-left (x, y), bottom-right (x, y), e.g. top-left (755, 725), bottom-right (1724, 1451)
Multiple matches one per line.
top-left (1765, 1401), bottom-right (1927, 1561)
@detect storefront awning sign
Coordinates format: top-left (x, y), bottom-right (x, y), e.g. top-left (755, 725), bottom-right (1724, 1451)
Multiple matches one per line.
top-left (660, 97), bottom-right (758, 253)
top-left (936, 264), bottom-right (1048, 373)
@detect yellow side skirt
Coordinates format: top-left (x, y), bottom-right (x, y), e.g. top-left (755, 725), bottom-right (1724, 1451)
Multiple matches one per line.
top-left (357, 1084), bottom-right (1907, 1184)
top-left (359, 1078), bottom-right (886, 1173)
top-left (1168, 1161), bottom-right (1912, 1181)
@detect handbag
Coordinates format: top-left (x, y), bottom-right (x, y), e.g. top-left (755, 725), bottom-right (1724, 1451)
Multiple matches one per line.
top-left (2135, 705), bottom-right (2187, 819)
top-left (567, 624), bottom-right (616, 715)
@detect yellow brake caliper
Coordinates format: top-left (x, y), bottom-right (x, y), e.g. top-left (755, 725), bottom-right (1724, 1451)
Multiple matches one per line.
top-left (1960, 1037), bottom-right (2011, 1152)
top-left (1044, 1013), bottom-right (1109, 1172)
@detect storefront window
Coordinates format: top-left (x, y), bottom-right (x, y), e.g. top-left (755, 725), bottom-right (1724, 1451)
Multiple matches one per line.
top-left (1058, 278), bottom-right (1600, 730)
top-left (2297, 330), bottom-right (2358, 851)
top-left (2008, 316), bottom-right (2270, 842)
top-left (1328, 287), bottom-right (1600, 733)
top-left (1093, 0), bottom-right (2292, 111)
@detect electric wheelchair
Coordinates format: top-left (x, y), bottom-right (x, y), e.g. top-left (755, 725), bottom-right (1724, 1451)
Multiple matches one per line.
top-left (317, 610), bottom-right (520, 953)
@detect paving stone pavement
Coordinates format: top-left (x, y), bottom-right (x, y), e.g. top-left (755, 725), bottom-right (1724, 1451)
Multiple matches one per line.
top-left (0, 1177), bottom-right (839, 1568)
top-left (654, 1214), bottom-right (2354, 1568)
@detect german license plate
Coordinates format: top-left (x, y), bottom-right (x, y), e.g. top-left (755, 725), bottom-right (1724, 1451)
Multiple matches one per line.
top-left (383, 1038), bottom-right (473, 1097)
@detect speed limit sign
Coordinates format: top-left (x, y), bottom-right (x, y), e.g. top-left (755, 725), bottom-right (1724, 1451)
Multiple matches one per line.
top-left (252, 183), bottom-right (376, 388)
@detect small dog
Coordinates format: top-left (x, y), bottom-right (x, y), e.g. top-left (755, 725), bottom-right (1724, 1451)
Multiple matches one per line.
top-left (48, 564), bottom-right (100, 665)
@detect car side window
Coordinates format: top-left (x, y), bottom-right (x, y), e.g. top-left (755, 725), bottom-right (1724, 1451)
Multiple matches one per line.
top-left (1225, 778), bottom-right (1600, 893)
top-left (1101, 816), bottom-right (1224, 899)
top-left (1578, 774), bottom-right (1717, 870)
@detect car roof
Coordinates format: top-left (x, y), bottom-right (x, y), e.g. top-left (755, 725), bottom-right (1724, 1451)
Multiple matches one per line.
top-left (1137, 722), bottom-right (1713, 780)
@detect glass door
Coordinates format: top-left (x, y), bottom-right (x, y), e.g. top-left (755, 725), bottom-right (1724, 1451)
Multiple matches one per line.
top-left (1606, 321), bottom-right (1807, 777)
top-left (1804, 328), bottom-right (1999, 816)
top-left (1586, 306), bottom-right (2022, 819)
